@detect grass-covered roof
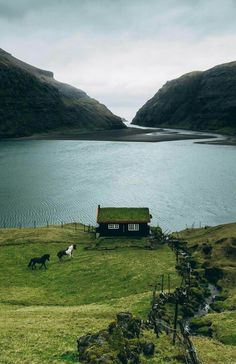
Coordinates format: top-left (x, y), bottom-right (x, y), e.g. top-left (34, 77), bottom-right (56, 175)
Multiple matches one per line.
top-left (97, 207), bottom-right (151, 223)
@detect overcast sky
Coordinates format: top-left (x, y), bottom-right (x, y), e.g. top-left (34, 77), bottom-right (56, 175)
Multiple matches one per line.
top-left (1, 0), bottom-right (236, 121)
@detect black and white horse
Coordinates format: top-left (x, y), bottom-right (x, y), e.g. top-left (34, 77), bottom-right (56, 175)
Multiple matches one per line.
top-left (28, 254), bottom-right (50, 270)
top-left (57, 244), bottom-right (76, 261)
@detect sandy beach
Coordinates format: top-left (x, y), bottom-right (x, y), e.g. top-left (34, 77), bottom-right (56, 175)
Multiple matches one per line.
top-left (196, 136), bottom-right (236, 146)
top-left (13, 127), bottom-right (217, 143)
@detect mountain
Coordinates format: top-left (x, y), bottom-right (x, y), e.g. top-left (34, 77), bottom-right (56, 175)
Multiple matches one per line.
top-left (0, 49), bottom-right (125, 138)
top-left (132, 61), bottom-right (236, 135)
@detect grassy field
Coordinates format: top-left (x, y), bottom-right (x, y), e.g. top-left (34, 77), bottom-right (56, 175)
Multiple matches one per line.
top-left (1, 222), bottom-right (235, 363)
top-left (0, 224), bottom-right (181, 364)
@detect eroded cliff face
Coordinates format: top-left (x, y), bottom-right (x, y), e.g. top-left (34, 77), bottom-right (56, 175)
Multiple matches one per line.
top-left (0, 49), bottom-right (125, 138)
top-left (132, 62), bottom-right (236, 134)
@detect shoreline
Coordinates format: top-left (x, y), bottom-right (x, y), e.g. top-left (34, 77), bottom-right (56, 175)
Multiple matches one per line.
top-left (5, 127), bottom-right (217, 143)
top-left (195, 136), bottom-right (236, 146)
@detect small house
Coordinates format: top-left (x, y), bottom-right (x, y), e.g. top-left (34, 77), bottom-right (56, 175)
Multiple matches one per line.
top-left (96, 205), bottom-right (152, 237)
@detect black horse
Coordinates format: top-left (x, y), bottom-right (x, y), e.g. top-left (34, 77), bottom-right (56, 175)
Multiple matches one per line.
top-left (28, 254), bottom-right (50, 270)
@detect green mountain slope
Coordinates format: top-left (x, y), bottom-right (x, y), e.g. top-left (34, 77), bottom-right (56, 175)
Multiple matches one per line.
top-left (0, 49), bottom-right (125, 138)
top-left (132, 62), bottom-right (236, 135)
top-left (0, 224), bottom-right (181, 363)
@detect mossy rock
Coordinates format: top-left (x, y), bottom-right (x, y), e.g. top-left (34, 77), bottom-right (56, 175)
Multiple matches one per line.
top-left (182, 304), bottom-right (195, 318)
top-left (189, 258), bottom-right (198, 269)
top-left (77, 312), bottom-right (147, 363)
top-left (174, 354), bottom-right (187, 362)
top-left (202, 244), bottom-right (212, 255)
top-left (117, 347), bottom-right (140, 363)
top-left (210, 301), bottom-right (225, 312)
top-left (190, 287), bottom-right (205, 302)
top-left (97, 353), bottom-right (116, 363)
top-left (205, 267), bottom-right (224, 284)
top-left (192, 270), bottom-right (200, 279)
top-left (214, 293), bottom-right (227, 302)
top-left (142, 342), bottom-right (155, 356)
top-left (190, 243), bottom-right (199, 251)
top-left (195, 325), bottom-right (213, 337)
top-left (190, 317), bottom-right (212, 330)
top-left (223, 241), bottom-right (236, 257)
top-left (201, 261), bottom-right (211, 269)
top-left (215, 237), bottom-right (228, 244)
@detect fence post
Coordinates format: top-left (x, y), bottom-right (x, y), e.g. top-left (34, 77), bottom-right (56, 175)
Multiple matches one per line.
top-left (161, 274), bottom-right (164, 292)
top-left (172, 301), bottom-right (179, 345)
top-left (187, 262), bottom-right (191, 288)
top-left (179, 322), bottom-right (201, 364)
top-left (176, 249), bottom-right (179, 263)
top-left (152, 282), bottom-right (158, 305)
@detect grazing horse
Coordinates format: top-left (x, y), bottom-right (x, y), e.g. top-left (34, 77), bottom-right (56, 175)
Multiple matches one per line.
top-left (28, 254), bottom-right (50, 270)
top-left (57, 244), bottom-right (76, 261)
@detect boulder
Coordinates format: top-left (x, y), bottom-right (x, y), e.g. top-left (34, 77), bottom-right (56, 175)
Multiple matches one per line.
top-left (143, 342), bottom-right (155, 356)
top-left (77, 312), bottom-right (145, 363)
top-left (205, 267), bottom-right (224, 284)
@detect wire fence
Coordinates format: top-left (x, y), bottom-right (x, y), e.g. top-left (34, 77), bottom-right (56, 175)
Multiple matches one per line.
top-left (145, 233), bottom-right (203, 364)
top-left (148, 285), bottom-right (202, 364)
top-left (0, 219), bottom-right (96, 231)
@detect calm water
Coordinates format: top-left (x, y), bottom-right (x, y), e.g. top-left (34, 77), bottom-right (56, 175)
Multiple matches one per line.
top-left (0, 138), bottom-right (236, 231)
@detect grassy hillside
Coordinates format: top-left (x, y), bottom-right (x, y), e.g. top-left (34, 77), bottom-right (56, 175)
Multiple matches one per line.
top-left (0, 48), bottom-right (125, 138)
top-left (176, 222), bottom-right (236, 309)
top-left (1, 222), bottom-right (235, 363)
top-left (176, 222), bottom-right (236, 363)
top-left (0, 224), bottom-right (181, 363)
top-left (132, 61), bottom-right (236, 135)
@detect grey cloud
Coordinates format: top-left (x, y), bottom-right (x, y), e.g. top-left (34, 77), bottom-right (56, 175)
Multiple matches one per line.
top-left (0, 0), bottom-right (43, 19)
top-left (1, 0), bottom-right (235, 37)
top-left (0, 3), bottom-right (24, 19)
top-left (0, 0), bottom-right (236, 120)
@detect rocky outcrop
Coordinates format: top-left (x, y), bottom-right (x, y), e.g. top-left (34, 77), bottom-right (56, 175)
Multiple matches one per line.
top-left (132, 61), bottom-right (236, 135)
top-left (0, 49), bottom-right (125, 138)
top-left (77, 312), bottom-right (155, 363)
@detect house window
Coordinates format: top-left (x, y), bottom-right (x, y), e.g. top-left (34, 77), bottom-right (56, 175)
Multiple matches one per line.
top-left (128, 224), bottom-right (139, 231)
top-left (108, 224), bottom-right (119, 229)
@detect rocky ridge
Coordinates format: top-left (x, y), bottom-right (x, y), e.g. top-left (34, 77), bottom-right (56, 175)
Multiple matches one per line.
top-left (132, 61), bottom-right (236, 134)
top-left (0, 49), bottom-right (125, 138)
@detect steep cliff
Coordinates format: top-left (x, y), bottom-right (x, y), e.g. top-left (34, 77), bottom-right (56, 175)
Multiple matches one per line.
top-left (132, 62), bottom-right (236, 134)
top-left (0, 49), bottom-right (125, 138)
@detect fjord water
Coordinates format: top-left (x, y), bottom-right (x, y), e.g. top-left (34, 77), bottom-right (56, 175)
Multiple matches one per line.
top-left (0, 139), bottom-right (235, 231)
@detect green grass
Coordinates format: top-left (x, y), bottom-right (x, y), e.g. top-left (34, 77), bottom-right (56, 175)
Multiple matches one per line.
top-left (0, 303), bottom-right (183, 364)
top-left (1, 222), bottom-right (235, 363)
top-left (97, 207), bottom-right (150, 223)
top-left (193, 336), bottom-right (236, 364)
top-left (0, 224), bottom-right (181, 363)
top-left (210, 311), bottom-right (236, 345)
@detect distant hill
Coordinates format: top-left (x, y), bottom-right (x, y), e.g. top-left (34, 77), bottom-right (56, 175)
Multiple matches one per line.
top-left (132, 62), bottom-right (236, 135)
top-left (0, 49), bottom-right (125, 138)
